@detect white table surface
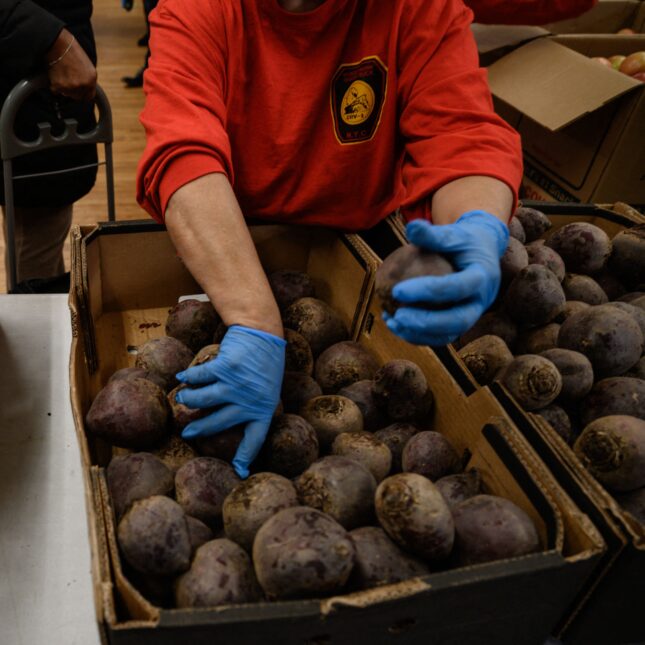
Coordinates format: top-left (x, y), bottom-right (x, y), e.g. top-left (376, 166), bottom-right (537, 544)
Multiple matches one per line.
top-left (0, 294), bottom-right (101, 645)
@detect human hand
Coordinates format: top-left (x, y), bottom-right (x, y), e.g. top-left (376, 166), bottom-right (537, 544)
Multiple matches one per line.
top-left (47, 29), bottom-right (97, 101)
top-left (175, 325), bottom-right (286, 478)
top-left (384, 211), bottom-right (509, 346)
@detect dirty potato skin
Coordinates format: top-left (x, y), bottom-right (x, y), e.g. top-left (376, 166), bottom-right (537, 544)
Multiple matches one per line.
top-left (268, 270), bottom-right (316, 312)
top-left (539, 348), bottom-right (594, 402)
top-left (117, 495), bottom-right (192, 576)
top-left (580, 377), bottom-right (645, 426)
top-left (499, 355), bottom-right (562, 411)
top-left (546, 222), bottom-right (612, 275)
top-left (165, 299), bottom-right (221, 354)
top-left (223, 473), bottom-right (298, 552)
top-left (331, 432), bottom-right (392, 483)
top-left (372, 360), bottom-right (431, 422)
top-left (458, 335), bottom-right (513, 386)
top-left (435, 470), bottom-right (482, 509)
top-left (175, 539), bottom-right (260, 608)
top-left (402, 431), bottom-right (460, 482)
top-left (374, 423), bottom-right (419, 473)
top-left (252, 506), bottom-right (355, 600)
top-left (375, 473), bottom-right (454, 562)
top-left (338, 379), bottom-right (383, 433)
top-left (135, 336), bottom-right (195, 392)
top-left (300, 395), bottom-right (364, 450)
top-left (314, 341), bottom-right (380, 394)
top-left (284, 328), bottom-right (314, 375)
top-left (86, 377), bottom-right (171, 449)
top-left (260, 414), bottom-right (319, 478)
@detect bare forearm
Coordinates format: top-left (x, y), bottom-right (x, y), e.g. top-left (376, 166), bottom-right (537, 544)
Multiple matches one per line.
top-left (431, 176), bottom-right (514, 226)
top-left (165, 173), bottom-right (283, 338)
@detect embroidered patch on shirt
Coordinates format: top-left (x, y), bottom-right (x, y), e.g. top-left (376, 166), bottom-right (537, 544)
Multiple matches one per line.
top-left (330, 56), bottom-right (387, 145)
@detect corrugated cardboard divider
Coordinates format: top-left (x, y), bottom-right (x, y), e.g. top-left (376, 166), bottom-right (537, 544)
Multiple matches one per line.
top-left (487, 38), bottom-right (641, 131)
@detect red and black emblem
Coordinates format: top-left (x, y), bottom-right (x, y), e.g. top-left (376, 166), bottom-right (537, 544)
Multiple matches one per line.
top-left (330, 56), bottom-right (387, 145)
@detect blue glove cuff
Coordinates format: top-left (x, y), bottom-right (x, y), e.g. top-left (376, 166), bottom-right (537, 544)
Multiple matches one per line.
top-left (227, 324), bottom-right (287, 349)
top-left (456, 210), bottom-right (510, 257)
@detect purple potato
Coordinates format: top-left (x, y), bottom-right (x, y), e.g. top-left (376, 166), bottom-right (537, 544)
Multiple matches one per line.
top-left (186, 516), bottom-right (214, 553)
top-left (501, 237), bottom-right (529, 285)
top-left (175, 539), bottom-right (260, 608)
top-left (580, 377), bottom-right (645, 427)
top-left (609, 225), bottom-right (645, 289)
top-left (117, 495), bottom-right (191, 576)
top-left (458, 335), bottom-right (514, 386)
top-left (435, 470), bottom-right (482, 509)
top-left (546, 222), bottom-right (612, 275)
top-left (516, 323), bottom-right (560, 355)
top-left (296, 455), bottom-right (376, 529)
top-left (539, 348), bottom-right (594, 402)
top-left (331, 431), bottom-right (392, 482)
top-left (300, 395), bottom-right (363, 450)
top-left (338, 380), bottom-right (384, 433)
top-left (372, 359), bottom-right (431, 422)
top-left (135, 336), bottom-right (194, 392)
top-left (107, 452), bottom-right (174, 519)
top-left (284, 328), bottom-right (314, 376)
top-left (152, 435), bottom-right (198, 473)
top-left (268, 270), bottom-right (316, 312)
top-left (526, 242), bottom-right (566, 282)
top-left (574, 415), bottom-right (645, 492)
top-left (314, 341), bottom-right (380, 394)
top-left (554, 300), bottom-right (590, 324)
top-left (453, 494), bottom-right (540, 565)
top-left (252, 506), bottom-right (355, 599)
top-left (165, 299), bottom-right (221, 354)
top-left (223, 472), bottom-right (298, 552)
top-left (402, 431), bottom-right (460, 481)
top-left (175, 457), bottom-right (240, 528)
top-left (562, 274), bottom-right (608, 305)
top-left (513, 207), bottom-right (552, 242)
top-left (260, 414), bottom-right (319, 478)
top-left (108, 366), bottom-right (167, 391)
top-left (375, 473), bottom-right (454, 561)
top-left (349, 526), bottom-right (430, 590)
top-left (374, 423), bottom-right (419, 473)
top-left (86, 377), bottom-right (171, 449)
top-left (508, 217), bottom-right (526, 243)
top-left (281, 371), bottom-right (322, 414)
top-left (605, 302), bottom-right (645, 340)
top-left (499, 355), bottom-right (562, 411)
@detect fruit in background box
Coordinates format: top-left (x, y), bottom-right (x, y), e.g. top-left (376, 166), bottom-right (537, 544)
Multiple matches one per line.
top-left (504, 265), bottom-right (566, 328)
top-left (175, 539), bottom-right (260, 608)
top-left (331, 432), bottom-right (392, 482)
top-left (283, 297), bottom-right (348, 357)
top-left (195, 427), bottom-right (244, 462)
top-left (499, 355), bottom-right (562, 411)
top-left (375, 472), bottom-right (454, 561)
top-left (536, 405), bottom-right (573, 444)
top-left (117, 495), bottom-right (192, 576)
top-left (107, 452), bottom-right (174, 519)
top-left (574, 415), bottom-right (645, 491)
top-left (609, 55), bottom-right (626, 70)
top-left (458, 334), bottom-right (514, 386)
top-left (185, 516), bottom-right (214, 553)
top-left (260, 413), bottom-right (319, 478)
top-left (135, 336), bottom-right (194, 392)
top-left (545, 222), bottom-right (612, 275)
top-left (348, 526), bottom-right (430, 590)
top-left (435, 470), bottom-right (482, 509)
top-left (610, 225), bottom-right (645, 289)
top-left (268, 270), bottom-right (316, 312)
top-left (456, 310), bottom-right (518, 351)
top-left (540, 348), bottom-right (594, 402)
top-left (615, 487), bottom-right (645, 525)
top-left (374, 423), bottom-right (419, 473)
top-left (223, 473), bottom-right (298, 552)
top-left (280, 371), bottom-right (322, 414)
top-left (508, 217), bottom-right (526, 243)
top-left (558, 305), bottom-right (643, 377)
top-left (174, 457), bottom-right (240, 528)
top-left (580, 377), bottom-right (645, 426)
top-left (525, 242), bottom-right (566, 282)
top-left (374, 243), bottom-right (455, 315)
top-left (300, 395), bottom-right (363, 450)
top-left (591, 57), bottom-right (613, 68)
top-left (338, 379), bottom-right (383, 432)
top-left (452, 495), bottom-right (540, 565)
top-left (165, 299), bottom-right (221, 354)
top-left (372, 359), bottom-right (432, 422)
top-left (284, 328), bottom-right (314, 375)
top-left (402, 431), bottom-right (460, 481)
top-left (295, 455), bottom-right (377, 529)
top-left (86, 377), bottom-right (171, 449)
top-left (513, 207), bottom-right (552, 242)
top-left (252, 506), bottom-right (355, 600)
top-left (562, 274), bottom-right (608, 305)
top-left (500, 237), bottom-right (529, 286)
top-left (516, 324), bottom-right (560, 355)
top-left (619, 51), bottom-right (645, 76)
top-left (314, 341), bottom-right (380, 394)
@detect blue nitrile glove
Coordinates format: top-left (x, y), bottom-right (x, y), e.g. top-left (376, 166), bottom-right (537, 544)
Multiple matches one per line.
top-left (175, 325), bottom-right (286, 479)
top-left (384, 211), bottom-right (509, 346)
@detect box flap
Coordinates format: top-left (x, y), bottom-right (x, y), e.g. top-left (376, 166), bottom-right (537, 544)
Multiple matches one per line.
top-left (487, 38), bottom-right (642, 131)
top-left (471, 24), bottom-right (549, 54)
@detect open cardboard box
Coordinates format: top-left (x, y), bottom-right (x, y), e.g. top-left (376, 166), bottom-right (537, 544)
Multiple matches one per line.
top-left (487, 35), bottom-right (645, 207)
top-left (542, 0), bottom-right (645, 34)
top-left (69, 220), bottom-right (604, 645)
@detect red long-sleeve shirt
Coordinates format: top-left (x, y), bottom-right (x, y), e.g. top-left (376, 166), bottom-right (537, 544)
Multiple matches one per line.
top-left (465, 0), bottom-right (598, 25)
top-left (137, 0), bottom-right (522, 230)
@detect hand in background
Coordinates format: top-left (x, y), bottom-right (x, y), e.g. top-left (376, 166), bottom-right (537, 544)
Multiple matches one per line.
top-left (384, 211), bottom-right (509, 346)
top-left (46, 28), bottom-right (97, 101)
top-left (175, 325), bottom-right (286, 479)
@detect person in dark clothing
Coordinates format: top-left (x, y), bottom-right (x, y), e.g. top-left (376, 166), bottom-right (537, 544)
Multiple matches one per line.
top-left (120, 0), bottom-right (158, 88)
top-left (0, 0), bottom-right (98, 291)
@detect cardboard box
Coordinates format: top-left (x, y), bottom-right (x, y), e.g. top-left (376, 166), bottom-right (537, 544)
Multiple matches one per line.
top-left (426, 202), bottom-right (645, 644)
top-left (487, 36), bottom-right (645, 207)
top-left (69, 221), bottom-right (604, 645)
top-left (542, 0), bottom-right (645, 34)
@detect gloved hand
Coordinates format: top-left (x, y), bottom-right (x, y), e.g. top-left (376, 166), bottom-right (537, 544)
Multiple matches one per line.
top-left (175, 325), bottom-right (286, 479)
top-left (384, 210), bottom-right (509, 346)
top-left (121, 0), bottom-right (133, 10)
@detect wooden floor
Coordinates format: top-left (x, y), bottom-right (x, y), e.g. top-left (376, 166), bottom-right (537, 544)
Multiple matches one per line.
top-left (0, 0), bottom-right (149, 292)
